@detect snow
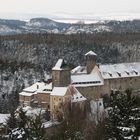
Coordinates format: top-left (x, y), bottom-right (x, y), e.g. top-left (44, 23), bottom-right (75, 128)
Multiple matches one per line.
top-left (0, 114), bottom-right (10, 124)
top-left (51, 87), bottom-right (68, 96)
top-left (19, 82), bottom-right (52, 96)
top-left (43, 120), bottom-right (60, 128)
top-left (89, 99), bottom-right (104, 123)
top-left (85, 51), bottom-right (97, 56)
top-left (36, 82), bottom-right (52, 94)
top-left (19, 92), bottom-right (34, 96)
top-left (52, 59), bottom-right (64, 70)
top-left (100, 62), bottom-right (140, 79)
top-left (11, 128), bottom-right (25, 139)
top-left (68, 86), bottom-right (86, 102)
top-left (118, 126), bottom-right (135, 132)
top-left (71, 73), bottom-right (103, 87)
top-left (71, 66), bottom-right (87, 74)
top-left (23, 82), bottom-right (45, 93)
top-left (17, 106), bottom-right (46, 117)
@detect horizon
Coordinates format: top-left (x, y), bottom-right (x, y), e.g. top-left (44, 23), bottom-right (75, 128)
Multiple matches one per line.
top-left (1, 12), bottom-right (140, 24)
top-left (0, 0), bottom-right (140, 22)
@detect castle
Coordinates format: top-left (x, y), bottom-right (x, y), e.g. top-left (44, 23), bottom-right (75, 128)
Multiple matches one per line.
top-left (19, 51), bottom-right (140, 119)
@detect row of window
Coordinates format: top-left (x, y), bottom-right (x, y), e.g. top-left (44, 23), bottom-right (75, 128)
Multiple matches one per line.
top-left (53, 97), bottom-right (62, 101)
top-left (72, 81), bottom-right (101, 85)
top-left (72, 96), bottom-right (83, 100)
top-left (107, 71), bottom-right (139, 77)
top-left (43, 89), bottom-right (52, 91)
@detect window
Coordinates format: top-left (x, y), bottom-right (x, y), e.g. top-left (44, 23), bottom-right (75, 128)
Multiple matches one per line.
top-left (99, 102), bottom-right (102, 106)
top-left (48, 105), bottom-right (50, 109)
top-left (72, 81), bottom-right (101, 85)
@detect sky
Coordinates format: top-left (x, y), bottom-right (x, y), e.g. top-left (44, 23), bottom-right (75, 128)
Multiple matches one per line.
top-left (0, 0), bottom-right (140, 20)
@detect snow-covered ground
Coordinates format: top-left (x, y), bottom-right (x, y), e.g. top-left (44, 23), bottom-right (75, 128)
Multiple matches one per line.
top-left (0, 113), bottom-right (10, 124)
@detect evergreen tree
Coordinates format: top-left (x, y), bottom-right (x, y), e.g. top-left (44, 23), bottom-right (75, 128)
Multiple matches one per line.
top-left (7, 108), bottom-right (48, 140)
top-left (105, 90), bottom-right (140, 140)
top-left (7, 110), bottom-right (17, 131)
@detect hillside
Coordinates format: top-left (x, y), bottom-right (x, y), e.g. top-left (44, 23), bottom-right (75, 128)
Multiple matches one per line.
top-left (1, 18), bottom-right (140, 35)
top-left (0, 33), bottom-right (140, 112)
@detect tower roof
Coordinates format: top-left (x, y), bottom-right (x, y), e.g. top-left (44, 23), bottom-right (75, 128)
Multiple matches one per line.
top-left (85, 51), bottom-right (97, 56)
top-left (52, 59), bottom-right (69, 70)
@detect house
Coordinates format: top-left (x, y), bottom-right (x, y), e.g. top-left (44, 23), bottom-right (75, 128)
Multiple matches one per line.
top-left (19, 82), bottom-right (52, 109)
top-left (19, 51), bottom-right (140, 119)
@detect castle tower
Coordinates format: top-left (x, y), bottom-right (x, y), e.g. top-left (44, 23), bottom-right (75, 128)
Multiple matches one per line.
top-left (85, 51), bottom-right (97, 74)
top-left (52, 59), bottom-right (70, 87)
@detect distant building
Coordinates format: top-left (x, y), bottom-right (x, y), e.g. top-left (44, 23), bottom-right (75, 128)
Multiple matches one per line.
top-left (19, 51), bottom-right (140, 119)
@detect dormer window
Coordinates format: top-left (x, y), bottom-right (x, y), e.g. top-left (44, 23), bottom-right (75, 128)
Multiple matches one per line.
top-left (117, 72), bottom-right (121, 77)
top-left (133, 70), bottom-right (138, 75)
top-left (125, 71), bottom-right (130, 75)
top-left (108, 73), bottom-right (112, 77)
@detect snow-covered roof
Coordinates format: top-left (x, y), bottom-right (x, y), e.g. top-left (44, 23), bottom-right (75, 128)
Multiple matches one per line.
top-left (99, 62), bottom-right (140, 79)
top-left (85, 51), bottom-right (97, 56)
top-left (36, 83), bottom-right (52, 94)
top-left (0, 114), bottom-right (10, 124)
top-left (19, 92), bottom-right (34, 96)
top-left (51, 87), bottom-right (68, 96)
top-left (20, 82), bottom-right (52, 96)
top-left (71, 66), bottom-right (87, 74)
top-left (23, 82), bottom-right (45, 93)
top-left (52, 59), bottom-right (64, 70)
top-left (71, 73), bottom-right (103, 87)
top-left (68, 86), bottom-right (86, 102)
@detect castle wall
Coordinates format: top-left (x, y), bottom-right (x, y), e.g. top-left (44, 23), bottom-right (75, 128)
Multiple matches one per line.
top-left (35, 93), bottom-right (50, 109)
top-left (76, 76), bottom-right (140, 100)
top-left (76, 85), bottom-right (103, 100)
top-left (103, 76), bottom-right (140, 93)
top-left (19, 95), bottom-right (33, 106)
top-left (50, 91), bottom-right (71, 119)
top-left (52, 70), bottom-right (70, 87)
top-left (52, 70), bottom-right (60, 87)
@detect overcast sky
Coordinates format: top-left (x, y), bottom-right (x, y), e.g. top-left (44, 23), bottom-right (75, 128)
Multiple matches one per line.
top-left (0, 0), bottom-right (140, 19)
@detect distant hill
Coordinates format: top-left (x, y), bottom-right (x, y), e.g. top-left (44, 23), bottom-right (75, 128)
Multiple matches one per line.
top-left (1, 18), bottom-right (140, 35)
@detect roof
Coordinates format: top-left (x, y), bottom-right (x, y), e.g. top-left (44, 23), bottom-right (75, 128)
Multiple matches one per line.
top-left (51, 87), bottom-right (68, 96)
top-left (71, 73), bottom-right (103, 87)
top-left (71, 66), bottom-right (87, 74)
top-left (23, 82), bottom-right (45, 93)
top-left (19, 92), bottom-right (34, 96)
top-left (52, 59), bottom-right (64, 70)
top-left (68, 86), bottom-right (86, 102)
top-left (52, 59), bottom-right (69, 71)
top-left (20, 82), bottom-right (52, 96)
top-left (85, 51), bottom-right (97, 56)
top-left (36, 83), bottom-right (52, 94)
top-left (99, 62), bottom-right (140, 79)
